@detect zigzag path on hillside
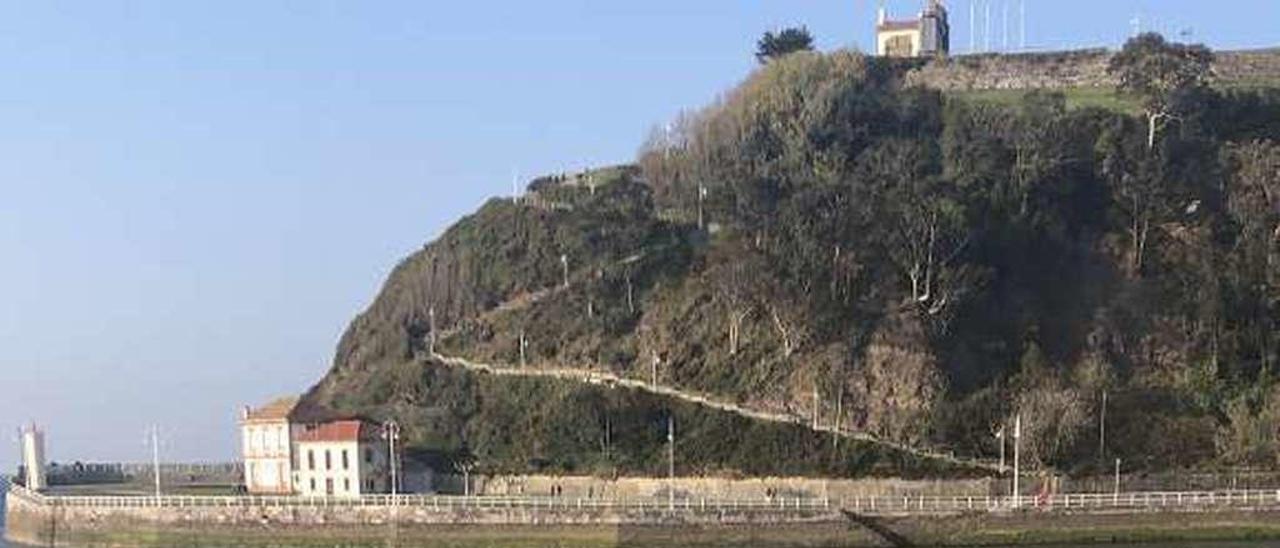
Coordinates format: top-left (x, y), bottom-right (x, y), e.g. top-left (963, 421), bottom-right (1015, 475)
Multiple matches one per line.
top-left (426, 203), bottom-right (997, 473)
top-left (425, 349), bottom-right (996, 473)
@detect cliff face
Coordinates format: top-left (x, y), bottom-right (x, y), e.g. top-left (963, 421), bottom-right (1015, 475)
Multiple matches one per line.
top-left (305, 49), bottom-right (1280, 477)
top-left (309, 167), bottom-right (669, 411)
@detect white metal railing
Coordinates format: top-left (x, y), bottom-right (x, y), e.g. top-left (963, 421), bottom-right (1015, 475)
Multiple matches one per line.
top-left (17, 489), bottom-right (1280, 515)
top-left (834, 489), bottom-right (1280, 514)
top-left (37, 494), bottom-right (834, 512)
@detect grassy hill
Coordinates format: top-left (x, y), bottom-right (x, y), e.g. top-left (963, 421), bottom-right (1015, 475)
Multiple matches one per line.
top-left (304, 44), bottom-right (1280, 479)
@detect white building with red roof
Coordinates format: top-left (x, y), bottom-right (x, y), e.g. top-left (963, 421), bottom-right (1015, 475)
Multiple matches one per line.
top-left (291, 419), bottom-right (391, 497)
top-left (240, 398), bottom-right (392, 497)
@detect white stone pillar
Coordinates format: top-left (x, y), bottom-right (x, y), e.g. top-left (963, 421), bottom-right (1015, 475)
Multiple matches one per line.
top-left (21, 424), bottom-right (47, 491)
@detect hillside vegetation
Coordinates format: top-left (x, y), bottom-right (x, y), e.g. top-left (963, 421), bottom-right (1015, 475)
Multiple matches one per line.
top-left (305, 36), bottom-right (1280, 478)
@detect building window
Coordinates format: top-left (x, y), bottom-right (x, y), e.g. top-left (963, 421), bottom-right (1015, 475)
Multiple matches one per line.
top-left (364, 448), bottom-right (373, 464)
top-left (885, 34), bottom-right (914, 57)
top-left (344, 478), bottom-right (351, 492)
top-left (342, 450), bottom-right (349, 470)
top-left (308, 450), bottom-right (315, 471)
top-left (325, 450), bottom-right (332, 471)
top-left (310, 478), bottom-right (316, 492)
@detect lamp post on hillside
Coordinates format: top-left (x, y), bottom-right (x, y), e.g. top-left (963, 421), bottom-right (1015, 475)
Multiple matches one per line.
top-left (697, 185), bottom-right (708, 229)
top-left (561, 254), bottom-right (570, 289)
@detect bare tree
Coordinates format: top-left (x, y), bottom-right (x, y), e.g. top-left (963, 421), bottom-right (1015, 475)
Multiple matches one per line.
top-left (1109, 33), bottom-right (1213, 150)
top-left (862, 140), bottom-right (977, 324)
top-left (709, 250), bottom-right (763, 356)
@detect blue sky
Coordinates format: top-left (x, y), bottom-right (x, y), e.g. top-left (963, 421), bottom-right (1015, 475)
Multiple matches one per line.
top-left (0, 1), bottom-right (1275, 464)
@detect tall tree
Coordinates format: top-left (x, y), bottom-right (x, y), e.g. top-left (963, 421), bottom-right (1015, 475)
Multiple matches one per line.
top-left (860, 140), bottom-right (978, 331)
top-left (1109, 33), bottom-right (1214, 149)
top-left (755, 27), bottom-right (815, 64)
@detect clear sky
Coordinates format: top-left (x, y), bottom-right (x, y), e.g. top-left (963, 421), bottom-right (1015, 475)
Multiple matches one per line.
top-left (0, 1), bottom-right (1275, 465)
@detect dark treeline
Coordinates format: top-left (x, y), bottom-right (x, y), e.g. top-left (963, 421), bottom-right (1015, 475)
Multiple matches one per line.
top-left (636, 35), bottom-right (1280, 472)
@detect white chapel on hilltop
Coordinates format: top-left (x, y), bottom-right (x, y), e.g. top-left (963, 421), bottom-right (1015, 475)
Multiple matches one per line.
top-left (876, 0), bottom-right (951, 58)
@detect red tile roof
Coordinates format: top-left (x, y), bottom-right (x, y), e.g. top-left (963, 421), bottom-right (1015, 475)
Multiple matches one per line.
top-left (878, 19), bottom-right (920, 32)
top-left (293, 420), bottom-right (378, 443)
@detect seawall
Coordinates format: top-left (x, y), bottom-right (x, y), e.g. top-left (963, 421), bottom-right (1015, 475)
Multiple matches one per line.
top-left (901, 48), bottom-right (1280, 91)
top-left (4, 488), bottom-right (841, 547)
top-left (452, 474), bottom-right (996, 499)
top-left (10, 485), bottom-right (1280, 547)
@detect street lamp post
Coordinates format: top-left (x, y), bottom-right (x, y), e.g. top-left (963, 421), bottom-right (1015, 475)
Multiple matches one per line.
top-left (383, 421), bottom-right (400, 498)
top-left (994, 424), bottom-right (1006, 475)
top-left (667, 415), bottom-right (675, 511)
top-left (1113, 458), bottom-right (1121, 504)
top-left (1012, 415), bottom-right (1021, 509)
top-left (150, 426), bottom-right (162, 499)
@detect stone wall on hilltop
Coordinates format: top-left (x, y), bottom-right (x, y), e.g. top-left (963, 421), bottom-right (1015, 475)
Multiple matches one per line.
top-left (902, 48), bottom-right (1280, 91)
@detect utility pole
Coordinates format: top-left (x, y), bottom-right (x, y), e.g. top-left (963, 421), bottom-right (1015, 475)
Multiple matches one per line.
top-left (1113, 458), bottom-right (1122, 504)
top-left (512, 170), bottom-right (520, 204)
top-left (812, 381), bottom-right (820, 430)
top-left (1099, 390), bottom-right (1107, 461)
top-left (667, 415), bottom-right (675, 511)
top-left (833, 387), bottom-right (844, 450)
top-left (462, 462), bottom-right (473, 497)
top-left (984, 1), bottom-right (991, 52)
top-left (969, 0), bottom-right (976, 53)
top-left (1019, 0), bottom-right (1026, 51)
top-left (651, 352), bottom-right (660, 387)
top-left (995, 424), bottom-right (1006, 474)
top-left (150, 426), bottom-right (161, 499)
top-left (1002, 0), bottom-right (1009, 52)
top-left (384, 421), bottom-right (400, 498)
top-left (1012, 414), bottom-right (1021, 508)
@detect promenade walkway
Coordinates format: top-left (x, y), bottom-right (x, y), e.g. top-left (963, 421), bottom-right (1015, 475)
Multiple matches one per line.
top-left (9, 480), bottom-right (1280, 518)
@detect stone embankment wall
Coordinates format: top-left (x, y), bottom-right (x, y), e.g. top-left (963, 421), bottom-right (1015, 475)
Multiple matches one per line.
top-left (902, 48), bottom-right (1280, 91)
top-left (456, 474), bottom-right (995, 499)
top-left (3, 488), bottom-right (837, 547)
